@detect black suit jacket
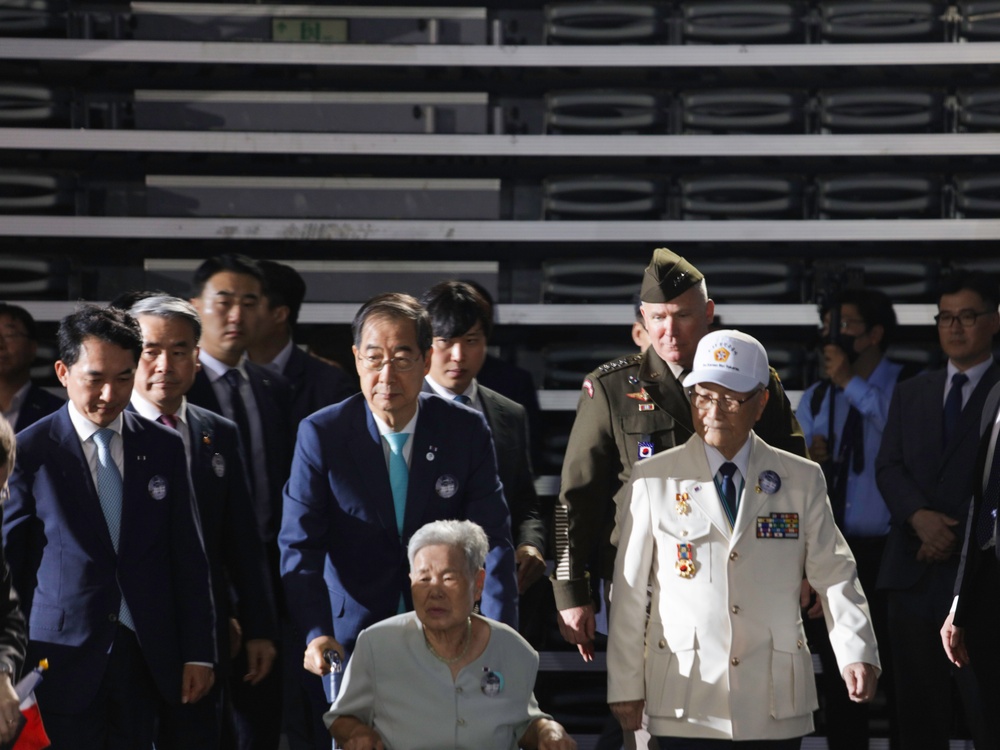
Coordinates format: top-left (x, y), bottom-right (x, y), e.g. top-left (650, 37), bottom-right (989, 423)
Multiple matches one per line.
top-left (186, 363), bottom-right (293, 545)
top-left (127, 402), bottom-right (279, 673)
top-left (13, 383), bottom-right (64, 432)
top-left (877, 362), bottom-right (1000, 591)
top-left (282, 345), bottom-right (356, 427)
top-left (423, 380), bottom-right (547, 554)
top-left (954, 380), bottom-right (1000, 626)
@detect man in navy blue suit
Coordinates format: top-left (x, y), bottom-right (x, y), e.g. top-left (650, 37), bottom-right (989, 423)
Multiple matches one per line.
top-left (2, 305), bottom-right (216, 750)
top-left (0, 303), bottom-right (64, 431)
top-left (279, 292), bottom-right (517, 733)
top-left (249, 259), bottom-right (356, 425)
top-left (128, 295), bottom-right (278, 750)
top-left (185, 254), bottom-right (293, 750)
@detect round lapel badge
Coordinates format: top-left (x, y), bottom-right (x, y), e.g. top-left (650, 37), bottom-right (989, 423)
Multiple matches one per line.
top-left (148, 475), bottom-right (168, 500)
top-left (435, 475), bottom-right (458, 498)
top-left (757, 470), bottom-right (781, 495)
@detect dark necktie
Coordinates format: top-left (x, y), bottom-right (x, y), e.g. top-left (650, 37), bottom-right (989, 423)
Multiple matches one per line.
top-left (943, 372), bottom-right (969, 445)
top-left (454, 394), bottom-right (471, 406)
top-left (158, 413), bottom-right (178, 431)
top-left (977, 437), bottom-right (1000, 547)
top-left (830, 398), bottom-right (863, 529)
top-left (718, 462), bottom-right (739, 528)
top-left (223, 369), bottom-right (253, 455)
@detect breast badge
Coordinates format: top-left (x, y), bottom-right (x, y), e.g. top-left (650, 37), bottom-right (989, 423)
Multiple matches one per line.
top-left (676, 543), bottom-right (696, 578)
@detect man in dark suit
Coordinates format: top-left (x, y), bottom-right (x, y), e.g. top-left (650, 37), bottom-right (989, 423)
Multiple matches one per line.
top-left (2, 305), bottom-right (216, 750)
top-left (876, 271), bottom-right (999, 749)
top-left (185, 254), bottom-right (292, 750)
top-left (278, 293), bottom-right (517, 722)
top-left (942, 376), bottom-right (1000, 746)
top-left (128, 295), bottom-right (278, 750)
top-left (0, 303), bottom-right (64, 431)
top-left (248, 260), bottom-right (356, 426)
top-left (419, 280), bottom-right (549, 640)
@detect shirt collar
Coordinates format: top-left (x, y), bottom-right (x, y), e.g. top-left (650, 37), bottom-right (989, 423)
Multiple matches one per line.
top-left (67, 400), bottom-right (123, 443)
top-left (947, 356), bottom-right (993, 392)
top-left (130, 392), bottom-right (188, 427)
top-left (424, 375), bottom-right (478, 406)
top-left (199, 350), bottom-right (248, 383)
top-left (371, 405), bottom-right (419, 439)
top-left (264, 339), bottom-right (295, 374)
top-left (703, 437), bottom-right (752, 481)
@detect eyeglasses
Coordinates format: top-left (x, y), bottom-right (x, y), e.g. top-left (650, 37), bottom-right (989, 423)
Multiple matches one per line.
top-left (358, 354), bottom-right (421, 372)
top-left (934, 310), bottom-right (997, 328)
top-left (687, 388), bottom-right (762, 414)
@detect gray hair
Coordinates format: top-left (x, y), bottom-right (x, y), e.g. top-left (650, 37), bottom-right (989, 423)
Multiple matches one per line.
top-left (407, 520), bottom-right (488, 577)
top-left (130, 295), bottom-right (203, 344)
top-left (0, 415), bottom-right (14, 481)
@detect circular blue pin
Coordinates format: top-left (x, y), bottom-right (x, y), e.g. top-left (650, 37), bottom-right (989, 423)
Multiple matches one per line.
top-left (757, 470), bottom-right (781, 495)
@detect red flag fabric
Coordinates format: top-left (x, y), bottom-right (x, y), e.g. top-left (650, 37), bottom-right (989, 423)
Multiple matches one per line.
top-left (11, 693), bottom-right (49, 750)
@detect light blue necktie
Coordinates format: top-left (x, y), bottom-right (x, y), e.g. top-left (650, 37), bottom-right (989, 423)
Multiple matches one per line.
top-left (385, 432), bottom-right (409, 536)
top-left (454, 394), bottom-right (471, 406)
top-left (93, 429), bottom-right (135, 630)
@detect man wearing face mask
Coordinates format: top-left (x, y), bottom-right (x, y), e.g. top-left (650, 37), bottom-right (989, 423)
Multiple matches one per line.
top-left (796, 288), bottom-right (901, 750)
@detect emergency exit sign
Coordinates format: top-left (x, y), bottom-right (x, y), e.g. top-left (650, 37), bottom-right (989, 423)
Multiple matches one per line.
top-left (272, 19), bottom-right (348, 43)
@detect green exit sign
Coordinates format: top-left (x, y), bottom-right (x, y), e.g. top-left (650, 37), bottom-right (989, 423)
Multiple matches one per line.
top-left (272, 18), bottom-right (349, 43)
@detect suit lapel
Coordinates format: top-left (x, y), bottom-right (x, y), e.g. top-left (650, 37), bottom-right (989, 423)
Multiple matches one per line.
top-left (352, 402), bottom-right (398, 537)
top-left (732, 434), bottom-right (773, 547)
top-left (405, 398), bottom-right (438, 536)
top-left (682, 438), bottom-right (731, 539)
top-left (52, 409), bottom-right (117, 555)
top-left (943, 364), bottom-right (999, 466)
top-left (639, 348), bottom-right (695, 436)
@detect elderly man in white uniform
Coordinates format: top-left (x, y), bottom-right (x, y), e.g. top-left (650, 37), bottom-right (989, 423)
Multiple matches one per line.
top-left (607, 329), bottom-right (880, 749)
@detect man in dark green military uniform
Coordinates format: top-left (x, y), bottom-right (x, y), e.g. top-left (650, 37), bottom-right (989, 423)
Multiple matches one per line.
top-left (553, 248), bottom-right (807, 666)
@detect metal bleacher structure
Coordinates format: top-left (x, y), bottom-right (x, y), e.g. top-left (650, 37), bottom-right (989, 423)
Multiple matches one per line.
top-left (3, 2), bottom-right (1000, 746)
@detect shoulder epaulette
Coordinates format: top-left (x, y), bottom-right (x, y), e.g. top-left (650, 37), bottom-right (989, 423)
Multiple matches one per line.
top-left (596, 353), bottom-right (643, 377)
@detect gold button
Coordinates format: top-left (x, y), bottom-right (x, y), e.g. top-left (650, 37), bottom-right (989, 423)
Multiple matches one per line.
top-left (730, 551), bottom-right (739, 561)
top-left (731, 605), bottom-right (740, 614)
top-left (731, 657), bottom-right (740, 666)
top-left (797, 640), bottom-right (803, 649)
top-left (658, 638), bottom-right (666, 649)
top-left (458, 719), bottom-right (466, 726)
top-left (682, 530), bottom-right (689, 537)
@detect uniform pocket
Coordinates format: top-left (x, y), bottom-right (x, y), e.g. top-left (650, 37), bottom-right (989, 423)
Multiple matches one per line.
top-left (769, 625), bottom-right (818, 719)
top-left (645, 620), bottom-right (697, 718)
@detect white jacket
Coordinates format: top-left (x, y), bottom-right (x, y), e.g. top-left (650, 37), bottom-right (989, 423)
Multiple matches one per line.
top-left (607, 433), bottom-right (879, 741)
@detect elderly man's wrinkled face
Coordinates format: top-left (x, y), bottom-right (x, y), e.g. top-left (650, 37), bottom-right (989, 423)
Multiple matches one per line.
top-left (690, 382), bottom-right (768, 460)
top-left (410, 543), bottom-right (485, 635)
top-left (353, 315), bottom-right (430, 429)
top-left (641, 286), bottom-right (715, 370)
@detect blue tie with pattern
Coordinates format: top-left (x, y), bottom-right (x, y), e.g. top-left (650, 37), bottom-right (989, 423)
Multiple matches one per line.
top-left (385, 432), bottom-right (409, 535)
top-left (454, 394), bottom-right (471, 406)
top-left (93, 429), bottom-right (135, 630)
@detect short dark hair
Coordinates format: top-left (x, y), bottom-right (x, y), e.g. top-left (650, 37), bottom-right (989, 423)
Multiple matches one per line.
top-left (0, 303), bottom-right (37, 340)
top-left (939, 270), bottom-right (1000, 311)
top-left (58, 305), bottom-right (142, 368)
top-left (259, 260), bottom-right (306, 327)
top-left (190, 254), bottom-right (264, 299)
top-left (419, 280), bottom-right (493, 341)
top-left (351, 293), bottom-right (432, 352)
top-left (822, 288), bottom-right (897, 352)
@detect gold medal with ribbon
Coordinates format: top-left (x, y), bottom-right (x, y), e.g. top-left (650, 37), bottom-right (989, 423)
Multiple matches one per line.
top-left (676, 543), bottom-right (696, 578)
top-left (675, 492), bottom-right (691, 515)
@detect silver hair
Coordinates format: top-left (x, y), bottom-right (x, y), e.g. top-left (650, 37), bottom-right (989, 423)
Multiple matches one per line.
top-left (407, 519), bottom-right (488, 576)
top-left (130, 295), bottom-right (202, 344)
